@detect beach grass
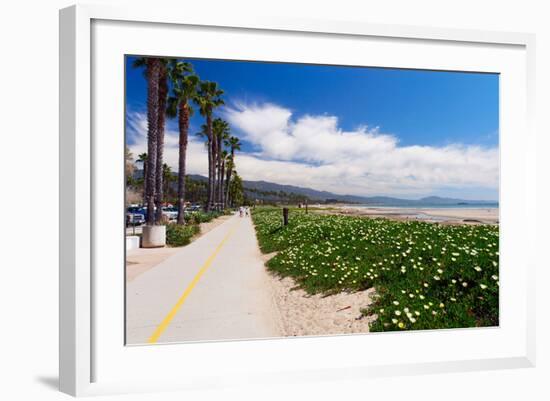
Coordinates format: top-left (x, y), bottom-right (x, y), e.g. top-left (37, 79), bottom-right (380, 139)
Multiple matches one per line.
top-left (252, 207), bottom-right (499, 332)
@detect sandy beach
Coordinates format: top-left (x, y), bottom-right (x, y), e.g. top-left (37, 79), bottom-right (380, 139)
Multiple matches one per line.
top-left (261, 252), bottom-right (376, 337)
top-left (315, 205), bottom-right (499, 224)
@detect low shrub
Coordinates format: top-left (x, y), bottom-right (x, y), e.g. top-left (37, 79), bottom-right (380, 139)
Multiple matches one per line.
top-left (251, 207), bottom-right (499, 332)
top-left (165, 223), bottom-right (200, 247)
top-left (186, 211), bottom-right (223, 225)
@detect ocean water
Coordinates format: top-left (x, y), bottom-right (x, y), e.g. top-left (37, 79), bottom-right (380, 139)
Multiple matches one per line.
top-left (351, 203), bottom-right (499, 209)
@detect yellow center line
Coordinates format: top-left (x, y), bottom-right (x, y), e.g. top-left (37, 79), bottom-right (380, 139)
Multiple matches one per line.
top-left (147, 220), bottom-right (239, 344)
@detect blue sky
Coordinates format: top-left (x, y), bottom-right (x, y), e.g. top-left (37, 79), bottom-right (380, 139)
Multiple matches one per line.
top-left (125, 56), bottom-right (499, 200)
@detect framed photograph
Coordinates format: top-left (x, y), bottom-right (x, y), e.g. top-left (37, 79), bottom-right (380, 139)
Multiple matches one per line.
top-left (60, 4), bottom-right (536, 396)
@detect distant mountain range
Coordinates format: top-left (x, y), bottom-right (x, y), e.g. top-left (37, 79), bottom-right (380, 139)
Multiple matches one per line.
top-left (186, 174), bottom-right (497, 206)
top-left (133, 170), bottom-right (496, 206)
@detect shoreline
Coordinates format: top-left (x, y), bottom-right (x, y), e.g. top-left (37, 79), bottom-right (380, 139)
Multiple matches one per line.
top-left (312, 204), bottom-right (499, 224)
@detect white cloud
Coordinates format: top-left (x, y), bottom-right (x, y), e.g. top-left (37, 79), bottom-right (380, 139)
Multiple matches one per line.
top-left (223, 103), bottom-right (498, 198)
top-left (126, 110), bottom-right (209, 177)
top-left (126, 103), bottom-right (499, 199)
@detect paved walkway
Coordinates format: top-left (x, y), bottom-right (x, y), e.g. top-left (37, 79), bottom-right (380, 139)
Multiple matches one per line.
top-left (126, 213), bottom-right (282, 345)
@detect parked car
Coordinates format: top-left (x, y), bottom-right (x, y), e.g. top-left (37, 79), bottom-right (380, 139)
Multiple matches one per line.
top-left (126, 208), bottom-right (145, 226)
top-left (126, 213), bottom-right (145, 226)
top-left (188, 204), bottom-right (202, 212)
top-left (161, 206), bottom-right (178, 221)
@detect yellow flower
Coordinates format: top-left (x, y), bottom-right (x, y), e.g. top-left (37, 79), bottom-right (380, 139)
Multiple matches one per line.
top-left (398, 322), bottom-right (405, 329)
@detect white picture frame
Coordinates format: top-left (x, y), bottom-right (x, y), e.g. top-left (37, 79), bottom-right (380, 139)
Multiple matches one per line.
top-left (59, 4), bottom-right (536, 397)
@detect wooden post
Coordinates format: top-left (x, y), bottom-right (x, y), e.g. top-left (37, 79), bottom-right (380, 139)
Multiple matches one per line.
top-left (283, 207), bottom-right (289, 226)
top-left (305, 199), bottom-right (308, 214)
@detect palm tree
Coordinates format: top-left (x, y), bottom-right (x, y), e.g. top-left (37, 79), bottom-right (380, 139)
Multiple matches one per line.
top-left (167, 60), bottom-right (199, 224)
top-left (162, 163), bottom-right (174, 202)
top-left (135, 152), bottom-right (148, 202)
top-left (195, 81), bottom-right (224, 211)
top-left (154, 59), bottom-right (170, 223)
top-left (125, 146), bottom-right (134, 186)
top-left (228, 170), bottom-right (244, 207)
top-left (133, 57), bottom-right (161, 225)
top-left (219, 150), bottom-right (229, 209)
top-left (212, 118), bottom-right (230, 209)
top-left (224, 136), bottom-right (241, 209)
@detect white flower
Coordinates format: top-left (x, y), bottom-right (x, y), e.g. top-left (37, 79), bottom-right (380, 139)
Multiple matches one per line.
top-left (393, 301), bottom-right (399, 306)
top-left (414, 311), bottom-right (421, 316)
top-left (480, 284), bottom-right (488, 290)
top-left (395, 310), bottom-right (402, 316)
top-left (462, 282), bottom-right (468, 287)
top-left (491, 275), bottom-right (498, 280)
top-left (437, 269), bottom-right (443, 274)
top-left (392, 318), bottom-right (398, 324)
top-left (439, 303), bottom-right (445, 308)
top-left (474, 266), bottom-right (482, 272)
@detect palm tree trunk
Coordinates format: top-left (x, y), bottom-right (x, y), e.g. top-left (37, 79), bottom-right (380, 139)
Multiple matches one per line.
top-left (142, 163), bottom-right (147, 203)
top-left (225, 152), bottom-right (234, 209)
top-left (217, 151), bottom-right (223, 209)
top-left (145, 58), bottom-right (160, 225)
top-left (213, 134), bottom-right (219, 211)
top-left (177, 103), bottom-right (190, 224)
top-left (155, 62), bottom-right (168, 223)
top-left (210, 117), bottom-right (217, 211)
top-left (206, 113), bottom-right (213, 212)
top-left (220, 160), bottom-right (225, 209)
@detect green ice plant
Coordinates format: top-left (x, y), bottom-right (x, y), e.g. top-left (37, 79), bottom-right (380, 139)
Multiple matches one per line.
top-left (252, 207), bottom-right (499, 332)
